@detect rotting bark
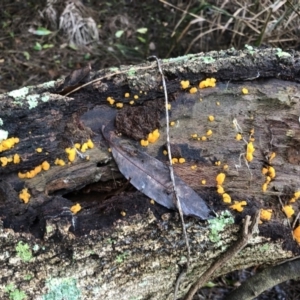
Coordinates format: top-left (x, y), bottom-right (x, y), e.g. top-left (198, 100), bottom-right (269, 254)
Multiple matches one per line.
top-left (0, 48), bottom-right (300, 299)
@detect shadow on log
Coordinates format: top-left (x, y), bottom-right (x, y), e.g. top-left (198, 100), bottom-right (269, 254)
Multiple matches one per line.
top-left (0, 47), bottom-right (300, 299)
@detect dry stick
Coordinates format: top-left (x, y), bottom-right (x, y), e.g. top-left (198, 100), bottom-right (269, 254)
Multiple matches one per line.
top-left (184, 210), bottom-right (260, 300)
top-left (148, 56), bottom-right (191, 300)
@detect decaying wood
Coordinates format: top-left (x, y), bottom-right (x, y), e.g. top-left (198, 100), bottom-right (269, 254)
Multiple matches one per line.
top-left (0, 48), bottom-right (300, 299)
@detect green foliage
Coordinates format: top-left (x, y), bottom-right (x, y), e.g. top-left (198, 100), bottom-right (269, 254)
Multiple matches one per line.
top-left (15, 241), bottom-right (32, 262)
top-left (5, 284), bottom-right (27, 300)
top-left (276, 48), bottom-right (291, 58)
top-left (208, 210), bottom-right (234, 243)
top-left (43, 278), bottom-right (81, 300)
top-left (116, 251), bottom-right (129, 263)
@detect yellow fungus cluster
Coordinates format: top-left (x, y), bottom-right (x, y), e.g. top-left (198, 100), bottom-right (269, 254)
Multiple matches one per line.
top-left (222, 193), bottom-right (231, 203)
top-left (215, 161), bottom-right (221, 166)
top-left (0, 137), bottom-right (19, 153)
top-left (215, 173), bottom-right (231, 202)
top-left (54, 158), bottom-right (65, 166)
top-left (246, 141), bottom-right (255, 162)
top-left (70, 203), bottom-right (82, 214)
top-left (206, 129), bottom-right (213, 136)
top-left (19, 188), bottom-right (31, 204)
top-left (199, 78), bottom-right (216, 89)
top-left (107, 97), bottom-right (115, 105)
top-left (116, 103), bottom-right (124, 108)
top-left (0, 153), bottom-right (21, 167)
top-left (261, 165), bottom-right (276, 192)
top-left (189, 87), bottom-right (197, 94)
top-left (282, 205), bottom-right (294, 218)
top-left (242, 88), bottom-right (249, 94)
top-left (65, 147), bottom-right (76, 162)
top-left (191, 165), bottom-right (197, 170)
top-left (36, 148), bottom-right (43, 153)
top-left (289, 191), bottom-right (300, 203)
top-left (260, 209), bottom-right (272, 221)
top-left (141, 129), bottom-right (160, 146)
top-left (171, 157), bottom-right (186, 164)
top-left (293, 226), bottom-right (300, 243)
top-left (216, 173), bottom-right (226, 186)
top-left (269, 152), bottom-right (276, 162)
top-left (230, 201), bottom-right (247, 212)
top-left (180, 80), bottom-right (190, 89)
top-left (124, 93), bottom-right (130, 98)
top-left (18, 161), bottom-right (50, 179)
top-left (148, 129), bottom-right (160, 143)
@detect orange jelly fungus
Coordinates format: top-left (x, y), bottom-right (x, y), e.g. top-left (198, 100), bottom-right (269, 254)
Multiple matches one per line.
top-left (180, 80), bottom-right (190, 89)
top-left (163, 150), bottom-right (168, 155)
top-left (54, 158), bottom-right (65, 166)
top-left (41, 161), bottom-right (50, 171)
top-left (290, 191), bottom-right (300, 203)
top-left (107, 97), bottom-right (115, 105)
top-left (282, 205), bottom-right (294, 218)
top-left (81, 143), bottom-right (89, 152)
top-left (70, 203), bottom-right (82, 214)
top-left (262, 167), bottom-right (268, 175)
top-left (124, 93), bottom-right (130, 98)
top-left (87, 139), bottom-right (94, 149)
top-left (222, 193), bottom-right (231, 203)
top-left (246, 141), bottom-right (255, 162)
top-left (189, 87), bottom-right (197, 94)
top-left (19, 188), bottom-right (31, 204)
top-left (206, 129), bottom-right (213, 136)
top-left (208, 115), bottom-right (215, 122)
top-left (36, 148), bottom-right (43, 153)
top-left (13, 154), bottom-right (20, 164)
top-left (170, 121), bottom-right (175, 126)
top-left (0, 157), bottom-right (8, 166)
top-left (267, 166), bottom-right (276, 179)
top-left (65, 147), bottom-right (76, 162)
top-left (199, 78), bottom-right (216, 89)
top-left (140, 139), bottom-right (149, 147)
top-left (216, 173), bottom-right (226, 185)
top-left (293, 226), bottom-right (300, 243)
top-left (172, 158), bottom-right (178, 164)
top-left (217, 185), bottom-right (225, 194)
top-left (262, 183), bottom-right (268, 192)
top-left (116, 102), bottom-right (124, 108)
top-left (260, 209), bottom-right (272, 221)
top-left (201, 136), bottom-right (207, 141)
top-left (134, 95), bottom-right (139, 100)
top-left (148, 129), bottom-right (160, 143)
top-left (201, 179), bottom-right (206, 185)
top-left (230, 201), bottom-right (247, 212)
top-left (269, 152), bottom-right (276, 162)
top-left (129, 100), bottom-right (134, 105)
top-left (191, 165), bottom-right (197, 170)
top-left (235, 133), bottom-right (242, 141)
top-left (179, 158), bottom-right (185, 164)
top-left (0, 137), bottom-right (19, 153)
top-left (242, 88), bottom-right (249, 94)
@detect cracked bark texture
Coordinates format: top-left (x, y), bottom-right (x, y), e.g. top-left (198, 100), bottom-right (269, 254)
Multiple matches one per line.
top-left (0, 47), bottom-right (300, 299)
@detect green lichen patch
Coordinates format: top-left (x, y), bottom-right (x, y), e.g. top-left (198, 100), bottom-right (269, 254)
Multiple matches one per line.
top-left (43, 277), bottom-right (81, 300)
top-left (7, 87), bottom-right (29, 100)
top-left (5, 284), bottom-right (27, 300)
top-left (26, 94), bottom-right (39, 109)
top-left (0, 129), bottom-right (8, 142)
top-left (16, 241), bottom-right (32, 262)
top-left (41, 94), bottom-right (50, 102)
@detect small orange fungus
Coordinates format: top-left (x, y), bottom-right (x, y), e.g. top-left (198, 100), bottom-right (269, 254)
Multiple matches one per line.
top-left (116, 102), bottom-right (123, 108)
top-left (148, 129), bottom-right (160, 143)
top-left (129, 100), bottom-right (134, 105)
top-left (282, 205), bottom-right (294, 218)
top-left (172, 158), bottom-right (178, 164)
top-left (70, 203), bottom-right (82, 214)
top-left (216, 101), bottom-right (220, 106)
top-left (208, 115), bottom-right (215, 122)
top-left (0, 137), bottom-right (19, 153)
top-left (41, 161), bottom-right (50, 171)
top-left (216, 173), bottom-right (226, 185)
top-left (230, 201), bottom-right (247, 212)
top-left (215, 161), bottom-right (221, 166)
top-left (134, 95), bottom-right (139, 100)
top-left (222, 193), bottom-right (231, 203)
top-left (179, 158), bottom-right (185, 164)
top-left (262, 167), bottom-right (268, 175)
top-left (267, 166), bottom-right (276, 179)
top-left (19, 188), bottom-right (31, 204)
top-left (180, 80), bottom-right (190, 89)
top-left (0, 157), bottom-right (8, 166)
top-left (269, 152), bottom-right (276, 162)
top-left (189, 87), bottom-right (197, 94)
top-left (293, 226), bottom-right (300, 243)
top-left (290, 191), bottom-right (300, 203)
top-left (54, 158), bottom-right (65, 166)
top-left (242, 88), bottom-right (248, 94)
top-left (223, 164), bottom-right (228, 170)
top-left (201, 136), bottom-right (207, 141)
top-left (150, 199), bottom-right (155, 205)
top-left (140, 139), bottom-right (149, 147)
top-left (217, 185), bottom-right (225, 194)
top-left (191, 134), bottom-right (198, 139)
top-left (199, 78), bottom-right (216, 89)
top-left (163, 150), bottom-right (168, 155)
top-left (36, 148), bottom-right (43, 153)
top-left (65, 147), bottom-right (76, 162)
top-left (87, 139), bottom-right (94, 149)
top-left (262, 183), bottom-right (268, 192)
top-left (13, 154), bottom-right (20, 164)
top-left (107, 97), bottom-right (115, 105)
top-left (191, 165), bottom-right (197, 170)
top-left (201, 179), bottom-right (206, 185)
top-left (170, 121), bottom-right (175, 126)
top-left (260, 209), bottom-right (272, 221)
top-left (81, 143), bottom-right (89, 152)
top-left (235, 133), bottom-right (242, 141)
top-left (124, 92), bottom-right (130, 98)
top-left (167, 104), bottom-right (171, 110)
top-left (120, 211), bottom-right (126, 217)
top-left (206, 129), bottom-right (213, 136)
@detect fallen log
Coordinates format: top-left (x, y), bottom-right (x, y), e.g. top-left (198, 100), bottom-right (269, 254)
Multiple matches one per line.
top-left (0, 47), bottom-right (300, 299)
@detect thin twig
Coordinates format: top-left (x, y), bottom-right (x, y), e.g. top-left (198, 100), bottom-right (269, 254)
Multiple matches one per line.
top-left (148, 55), bottom-right (191, 300)
top-left (184, 210), bottom-right (260, 300)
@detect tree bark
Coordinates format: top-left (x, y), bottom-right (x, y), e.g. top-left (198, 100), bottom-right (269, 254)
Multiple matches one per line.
top-left (0, 48), bottom-right (300, 299)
